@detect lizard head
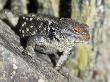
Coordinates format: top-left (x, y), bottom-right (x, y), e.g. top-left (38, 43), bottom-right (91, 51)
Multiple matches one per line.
top-left (72, 22), bottom-right (90, 41)
top-left (60, 18), bottom-right (90, 42)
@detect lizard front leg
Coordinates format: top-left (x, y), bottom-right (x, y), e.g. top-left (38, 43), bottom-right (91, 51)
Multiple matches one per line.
top-left (23, 37), bottom-right (36, 57)
top-left (55, 47), bottom-right (73, 71)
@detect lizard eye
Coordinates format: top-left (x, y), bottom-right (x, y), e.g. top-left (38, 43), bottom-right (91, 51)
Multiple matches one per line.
top-left (73, 27), bottom-right (80, 34)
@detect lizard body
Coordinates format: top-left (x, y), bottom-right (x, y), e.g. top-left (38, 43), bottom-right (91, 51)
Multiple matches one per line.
top-left (16, 14), bottom-right (90, 70)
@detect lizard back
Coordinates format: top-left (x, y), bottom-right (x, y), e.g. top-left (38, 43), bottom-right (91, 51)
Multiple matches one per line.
top-left (16, 14), bottom-right (62, 40)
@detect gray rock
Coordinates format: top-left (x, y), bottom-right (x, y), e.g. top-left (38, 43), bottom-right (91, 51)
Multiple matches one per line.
top-left (0, 0), bottom-right (7, 10)
top-left (0, 19), bottom-right (39, 82)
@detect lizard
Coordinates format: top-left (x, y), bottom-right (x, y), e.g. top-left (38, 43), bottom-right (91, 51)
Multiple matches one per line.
top-left (16, 13), bottom-right (90, 70)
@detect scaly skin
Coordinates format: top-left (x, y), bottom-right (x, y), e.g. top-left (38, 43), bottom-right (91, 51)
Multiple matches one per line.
top-left (16, 14), bottom-right (90, 70)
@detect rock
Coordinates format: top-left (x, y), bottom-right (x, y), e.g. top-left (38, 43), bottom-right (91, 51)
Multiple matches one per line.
top-left (0, 19), bottom-right (40, 82)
